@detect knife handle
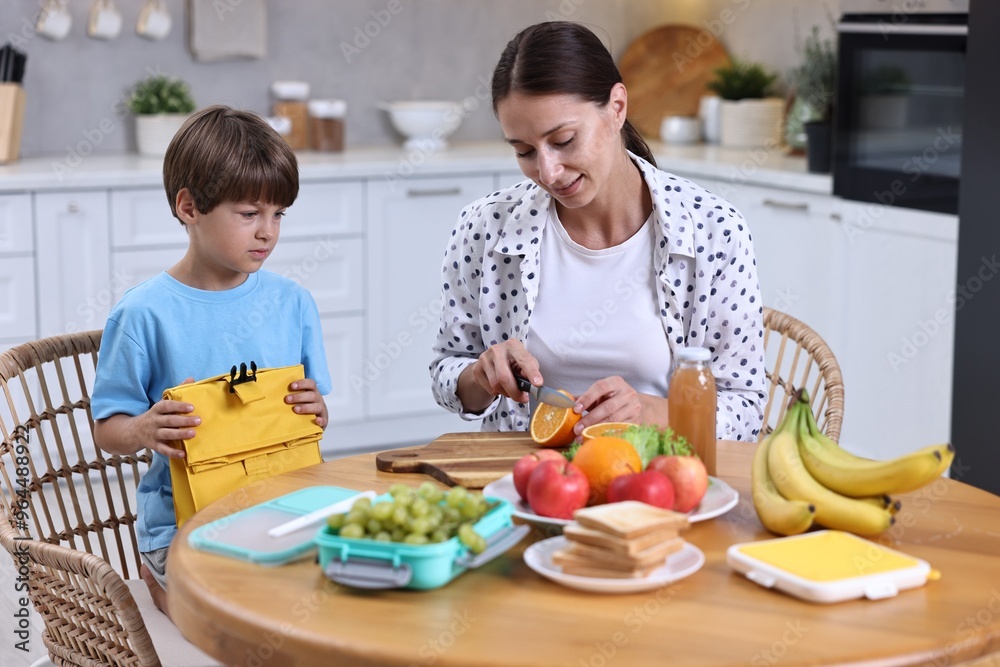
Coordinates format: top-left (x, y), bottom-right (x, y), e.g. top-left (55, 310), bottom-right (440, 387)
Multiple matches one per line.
top-left (512, 374), bottom-right (532, 393)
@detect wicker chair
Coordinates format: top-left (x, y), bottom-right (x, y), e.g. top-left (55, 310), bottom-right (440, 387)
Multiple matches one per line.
top-left (760, 307), bottom-right (845, 442)
top-left (0, 332), bottom-right (218, 667)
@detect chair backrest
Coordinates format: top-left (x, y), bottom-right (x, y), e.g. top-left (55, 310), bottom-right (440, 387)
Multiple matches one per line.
top-left (0, 331), bottom-right (162, 666)
top-left (760, 307), bottom-right (845, 442)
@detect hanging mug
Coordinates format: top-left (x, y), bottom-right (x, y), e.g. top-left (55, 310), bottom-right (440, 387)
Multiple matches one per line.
top-left (137, 0), bottom-right (172, 41)
top-left (88, 0), bottom-right (123, 40)
top-left (36, 0), bottom-right (72, 41)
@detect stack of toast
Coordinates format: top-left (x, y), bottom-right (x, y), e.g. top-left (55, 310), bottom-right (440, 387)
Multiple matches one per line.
top-left (553, 501), bottom-right (690, 578)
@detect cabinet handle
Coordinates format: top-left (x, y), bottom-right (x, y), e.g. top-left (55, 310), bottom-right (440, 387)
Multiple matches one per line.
top-left (762, 198), bottom-right (809, 212)
top-left (830, 212), bottom-right (842, 222)
top-left (406, 187), bottom-right (462, 198)
top-left (67, 202), bottom-right (79, 214)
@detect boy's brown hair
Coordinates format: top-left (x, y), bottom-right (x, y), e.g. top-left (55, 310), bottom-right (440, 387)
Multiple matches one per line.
top-left (163, 105), bottom-right (298, 224)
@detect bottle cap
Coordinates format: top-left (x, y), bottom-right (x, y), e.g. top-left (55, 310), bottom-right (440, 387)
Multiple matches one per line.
top-left (308, 99), bottom-right (347, 118)
top-left (676, 347), bottom-right (711, 362)
top-left (270, 80), bottom-right (310, 100)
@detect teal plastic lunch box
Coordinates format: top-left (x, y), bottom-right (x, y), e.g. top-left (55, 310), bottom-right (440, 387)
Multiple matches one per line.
top-left (315, 494), bottom-right (528, 590)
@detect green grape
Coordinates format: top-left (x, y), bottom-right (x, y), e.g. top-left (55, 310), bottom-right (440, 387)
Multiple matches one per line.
top-left (411, 498), bottom-right (431, 517)
top-left (446, 486), bottom-right (468, 507)
top-left (393, 491), bottom-right (414, 508)
top-left (374, 531), bottom-right (392, 542)
top-left (352, 496), bottom-right (373, 510)
top-left (326, 513), bottom-right (346, 529)
top-left (340, 523), bottom-right (364, 539)
top-left (403, 533), bottom-right (429, 545)
top-left (417, 481), bottom-right (441, 500)
top-left (346, 508), bottom-right (369, 525)
top-left (458, 523), bottom-right (487, 554)
top-left (388, 483), bottom-right (412, 498)
top-left (371, 501), bottom-right (393, 522)
top-left (390, 504), bottom-right (409, 527)
top-left (430, 529), bottom-right (450, 543)
top-left (459, 501), bottom-right (481, 521)
top-left (390, 527), bottom-right (406, 542)
top-left (409, 517), bottom-right (433, 535)
top-left (366, 519), bottom-right (383, 535)
top-left (443, 507), bottom-right (461, 523)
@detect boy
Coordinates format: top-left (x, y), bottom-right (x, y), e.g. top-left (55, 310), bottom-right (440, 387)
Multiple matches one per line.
top-left (92, 105), bottom-right (331, 617)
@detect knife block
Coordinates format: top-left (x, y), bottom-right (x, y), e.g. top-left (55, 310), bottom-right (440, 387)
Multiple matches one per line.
top-left (0, 84), bottom-right (26, 164)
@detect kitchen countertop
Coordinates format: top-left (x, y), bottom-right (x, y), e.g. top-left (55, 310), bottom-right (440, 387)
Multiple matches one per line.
top-left (0, 140), bottom-right (831, 195)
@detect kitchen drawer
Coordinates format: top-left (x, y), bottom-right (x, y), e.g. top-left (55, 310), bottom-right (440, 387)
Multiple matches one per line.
top-left (0, 256), bottom-right (37, 341)
top-left (267, 237), bottom-right (363, 315)
top-left (111, 188), bottom-right (186, 248)
top-left (287, 180), bottom-right (364, 238)
top-left (0, 194), bottom-right (33, 253)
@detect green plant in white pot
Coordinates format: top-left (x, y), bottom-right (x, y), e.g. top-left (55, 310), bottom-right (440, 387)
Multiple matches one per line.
top-left (707, 60), bottom-right (782, 149)
top-left (128, 75), bottom-right (196, 157)
top-left (789, 26), bottom-right (837, 172)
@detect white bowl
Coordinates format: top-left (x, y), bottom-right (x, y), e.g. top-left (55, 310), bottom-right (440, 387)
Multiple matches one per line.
top-left (379, 101), bottom-right (462, 151)
top-left (660, 115), bottom-right (701, 145)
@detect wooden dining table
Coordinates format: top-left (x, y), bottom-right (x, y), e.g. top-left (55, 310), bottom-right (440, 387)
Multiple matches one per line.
top-left (168, 434), bottom-right (1000, 667)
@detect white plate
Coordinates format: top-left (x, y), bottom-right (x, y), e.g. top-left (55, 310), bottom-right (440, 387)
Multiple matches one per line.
top-left (524, 536), bottom-right (705, 594)
top-left (483, 474), bottom-right (739, 531)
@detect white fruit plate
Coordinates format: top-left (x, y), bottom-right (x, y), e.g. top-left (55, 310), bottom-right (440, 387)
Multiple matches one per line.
top-left (482, 474), bottom-right (739, 531)
top-left (524, 536), bottom-right (705, 594)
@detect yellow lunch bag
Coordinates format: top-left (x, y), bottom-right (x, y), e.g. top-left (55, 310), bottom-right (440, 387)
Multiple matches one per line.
top-left (163, 362), bottom-right (324, 527)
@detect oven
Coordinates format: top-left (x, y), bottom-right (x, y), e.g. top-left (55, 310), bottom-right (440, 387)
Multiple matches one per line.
top-left (833, 0), bottom-right (967, 215)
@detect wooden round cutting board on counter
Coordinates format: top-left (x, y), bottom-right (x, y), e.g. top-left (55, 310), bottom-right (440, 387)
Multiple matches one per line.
top-left (619, 24), bottom-right (731, 140)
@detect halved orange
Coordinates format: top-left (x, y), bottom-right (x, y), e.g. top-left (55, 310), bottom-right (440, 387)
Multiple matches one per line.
top-left (580, 422), bottom-right (637, 444)
top-left (529, 390), bottom-right (581, 448)
top-left (571, 436), bottom-right (643, 505)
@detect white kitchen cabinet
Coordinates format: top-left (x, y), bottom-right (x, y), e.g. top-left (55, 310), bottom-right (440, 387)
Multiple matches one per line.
top-left (321, 314), bottom-right (365, 425)
top-left (0, 193), bottom-right (33, 254)
top-left (366, 174), bottom-right (494, 419)
top-left (836, 203), bottom-right (958, 459)
top-left (111, 247), bottom-right (186, 300)
top-left (35, 191), bottom-right (111, 338)
top-left (110, 188), bottom-right (183, 248)
top-left (267, 237), bottom-right (364, 315)
top-left (695, 178), bottom-right (848, 357)
top-left (0, 257), bottom-right (38, 343)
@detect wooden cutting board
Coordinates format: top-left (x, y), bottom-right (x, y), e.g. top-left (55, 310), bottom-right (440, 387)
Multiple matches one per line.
top-left (619, 24), bottom-right (731, 140)
top-left (375, 432), bottom-right (555, 489)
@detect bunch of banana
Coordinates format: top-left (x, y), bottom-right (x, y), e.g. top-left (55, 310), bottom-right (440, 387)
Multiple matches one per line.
top-left (752, 389), bottom-right (955, 536)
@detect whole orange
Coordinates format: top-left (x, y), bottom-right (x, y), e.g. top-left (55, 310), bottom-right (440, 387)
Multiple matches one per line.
top-left (571, 436), bottom-right (643, 505)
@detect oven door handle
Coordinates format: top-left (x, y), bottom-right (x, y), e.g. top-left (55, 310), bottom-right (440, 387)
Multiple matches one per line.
top-left (838, 22), bottom-right (967, 36)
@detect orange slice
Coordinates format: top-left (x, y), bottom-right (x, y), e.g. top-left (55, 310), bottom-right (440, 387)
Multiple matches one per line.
top-left (529, 390), bottom-right (581, 447)
top-left (581, 422), bottom-right (637, 444)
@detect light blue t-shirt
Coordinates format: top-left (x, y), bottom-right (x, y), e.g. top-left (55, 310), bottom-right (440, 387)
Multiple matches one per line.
top-left (91, 270), bottom-right (332, 552)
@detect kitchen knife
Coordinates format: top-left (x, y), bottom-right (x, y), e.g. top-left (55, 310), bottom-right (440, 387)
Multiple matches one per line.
top-left (513, 374), bottom-right (577, 409)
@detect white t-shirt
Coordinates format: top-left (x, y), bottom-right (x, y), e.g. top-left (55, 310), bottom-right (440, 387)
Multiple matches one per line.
top-left (526, 207), bottom-right (671, 399)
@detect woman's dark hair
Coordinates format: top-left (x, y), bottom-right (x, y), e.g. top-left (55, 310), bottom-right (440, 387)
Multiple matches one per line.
top-left (491, 21), bottom-right (656, 167)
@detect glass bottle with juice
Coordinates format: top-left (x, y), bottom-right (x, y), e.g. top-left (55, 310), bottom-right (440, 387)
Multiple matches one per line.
top-left (667, 347), bottom-right (717, 475)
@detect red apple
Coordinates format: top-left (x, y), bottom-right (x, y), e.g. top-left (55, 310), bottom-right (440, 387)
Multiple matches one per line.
top-left (606, 470), bottom-right (676, 509)
top-left (526, 459), bottom-right (590, 519)
top-left (647, 455), bottom-right (709, 513)
top-left (512, 449), bottom-right (567, 501)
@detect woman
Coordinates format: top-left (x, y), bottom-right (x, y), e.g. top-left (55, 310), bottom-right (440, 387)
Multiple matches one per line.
top-left (430, 21), bottom-right (766, 441)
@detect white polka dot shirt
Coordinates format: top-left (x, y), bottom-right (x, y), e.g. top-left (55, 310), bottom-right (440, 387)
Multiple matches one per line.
top-left (430, 153), bottom-right (767, 442)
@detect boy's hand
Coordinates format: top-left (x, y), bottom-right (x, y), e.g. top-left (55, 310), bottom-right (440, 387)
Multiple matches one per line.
top-left (286, 378), bottom-right (329, 430)
top-left (132, 397), bottom-right (201, 458)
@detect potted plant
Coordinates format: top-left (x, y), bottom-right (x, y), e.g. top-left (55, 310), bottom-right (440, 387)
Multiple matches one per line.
top-left (789, 26), bottom-right (837, 173)
top-left (706, 60), bottom-right (782, 149)
top-left (128, 74), bottom-right (196, 157)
